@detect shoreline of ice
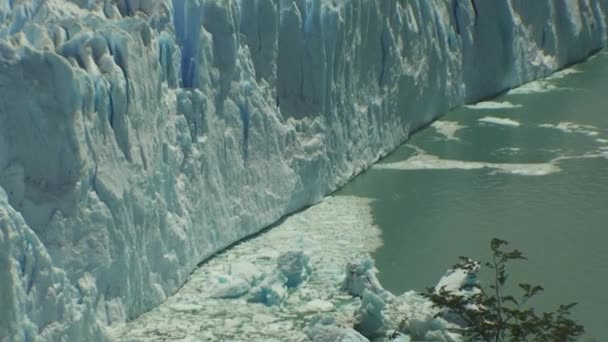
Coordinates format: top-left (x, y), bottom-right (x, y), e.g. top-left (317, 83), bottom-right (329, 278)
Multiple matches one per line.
top-left (117, 195), bottom-right (469, 342)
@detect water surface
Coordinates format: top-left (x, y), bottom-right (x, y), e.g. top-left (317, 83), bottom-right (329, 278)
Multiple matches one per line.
top-left (338, 51), bottom-right (608, 339)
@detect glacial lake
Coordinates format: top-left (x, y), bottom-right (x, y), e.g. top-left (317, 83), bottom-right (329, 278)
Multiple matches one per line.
top-left (337, 50), bottom-right (608, 339)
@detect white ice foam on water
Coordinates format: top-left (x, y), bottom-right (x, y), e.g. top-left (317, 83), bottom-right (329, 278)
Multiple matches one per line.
top-left (465, 101), bottom-right (522, 110)
top-left (540, 122), bottom-right (598, 134)
top-left (495, 147), bottom-right (521, 154)
top-left (508, 80), bottom-right (560, 94)
top-left (539, 122), bottom-right (600, 136)
top-left (375, 146), bottom-right (608, 176)
top-left (507, 67), bottom-right (582, 95)
top-left (544, 67), bottom-right (583, 81)
top-left (375, 153), bottom-right (559, 176)
top-left (479, 116), bottom-right (521, 127)
top-left (117, 196), bottom-right (383, 341)
top-left (431, 121), bottom-right (465, 141)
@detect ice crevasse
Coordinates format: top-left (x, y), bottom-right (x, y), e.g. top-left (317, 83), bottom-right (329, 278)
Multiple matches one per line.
top-left (0, 0), bottom-right (607, 340)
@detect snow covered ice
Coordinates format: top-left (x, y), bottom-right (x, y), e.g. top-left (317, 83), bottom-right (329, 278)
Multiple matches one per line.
top-left (2, 0), bottom-right (608, 340)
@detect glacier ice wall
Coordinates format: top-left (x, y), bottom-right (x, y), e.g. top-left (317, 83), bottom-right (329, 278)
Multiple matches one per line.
top-left (0, 0), bottom-right (607, 340)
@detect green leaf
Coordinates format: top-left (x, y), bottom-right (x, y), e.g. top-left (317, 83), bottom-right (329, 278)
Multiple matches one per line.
top-left (424, 239), bottom-right (584, 342)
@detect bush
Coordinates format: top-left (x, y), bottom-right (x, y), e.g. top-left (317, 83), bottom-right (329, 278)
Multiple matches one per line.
top-left (423, 238), bottom-right (584, 341)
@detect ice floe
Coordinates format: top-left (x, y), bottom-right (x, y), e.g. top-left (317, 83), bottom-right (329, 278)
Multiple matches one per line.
top-left (375, 145), bottom-right (608, 176)
top-left (431, 121), bottom-right (465, 141)
top-left (507, 67), bottom-right (581, 95)
top-left (495, 147), bottom-right (521, 155)
top-left (375, 152), bottom-right (560, 176)
top-left (545, 67), bottom-right (583, 81)
top-left (465, 101), bottom-right (522, 110)
top-left (539, 122), bottom-right (600, 136)
top-left (307, 315), bottom-right (369, 342)
top-left (508, 80), bottom-right (560, 94)
top-left (341, 257), bottom-right (392, 299)
top-left (479, 116), bottom-right (521, 127)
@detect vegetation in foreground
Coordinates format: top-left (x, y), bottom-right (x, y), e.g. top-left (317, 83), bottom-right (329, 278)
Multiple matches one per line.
top-left (423, 238), bottom-right (584, 342)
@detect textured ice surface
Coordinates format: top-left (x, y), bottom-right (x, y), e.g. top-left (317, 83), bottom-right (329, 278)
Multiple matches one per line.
top-left (1, 0), bottom-right (608, 340)
top-left (117, 196), bottom-right (383, 341)
top-left (119, 195), bottom-right (462, 340)
top-left (341, 257), bottom-right (391, 300)
top-left (277, 251), bottom-right (312, 288)
top-left (308, 316), bottom-right (369, 342)
top-left (478, 116), bottom-right (522, 127)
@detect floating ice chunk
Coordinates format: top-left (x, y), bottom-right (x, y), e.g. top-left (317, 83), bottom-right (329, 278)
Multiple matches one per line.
top-left (298, 299), bottom-right (335, 314)
top-left (539, 122), bottom-right (599, 136)
top-left (391, 333), bottom-right (412, 342)
top-left (207, 262), bottom-right (262, 299)
top-left (435, 257), bottom-right (480, 294)
top-left (508, 80), bottom-right (559, 94)
top-left (230, 261), bottom-right (262, 285)
top-left (384, 291), bottom-right (462, 341)
top-left (277, 251), bottom-right (312, 288)
top-left (375, 153), bottom-right (560, 176)
top-left (308, 315), bottom-right (370, 342)
top-left (495, 147), bottom-right (521, 155)
top-left (478, 116), bottom-right (521, 127)
top-left (423, 329), bottom-right (463, 341)
top-left (465, 101), bottom-right (522, 109)
top-left (209, 275), bottom-right (252, 299)
top-left (431, 121), bottom-right (465, 141)
top-left (545, 67), bottom-right (582, 81)
top-left (354, 289), bottom-right (388, 337)
top-left (248, 269), bottom-right (288, 306)
top-left (433, 258), bottom-right (482, 328)
top-left (341, 256), bottom-right (389, 298)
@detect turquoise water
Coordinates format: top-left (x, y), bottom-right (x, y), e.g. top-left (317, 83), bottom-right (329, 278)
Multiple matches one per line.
top-left (337, 51), bottom-right (608, 339)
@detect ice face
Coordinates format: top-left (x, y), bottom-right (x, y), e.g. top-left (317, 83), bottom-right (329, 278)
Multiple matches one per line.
top-left (1, 0), bottom-right (608, 340)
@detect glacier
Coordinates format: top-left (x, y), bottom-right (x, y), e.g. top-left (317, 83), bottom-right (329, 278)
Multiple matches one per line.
top-left (1, 0), bottom-right (607, 340)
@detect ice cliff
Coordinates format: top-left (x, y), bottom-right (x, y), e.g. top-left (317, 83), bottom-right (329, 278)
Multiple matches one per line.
top-left (1, 0), bottom-right (607, 340)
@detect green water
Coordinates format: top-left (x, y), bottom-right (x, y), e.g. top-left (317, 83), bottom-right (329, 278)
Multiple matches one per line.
top-left (337, 51), bottom-right (608, 339)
